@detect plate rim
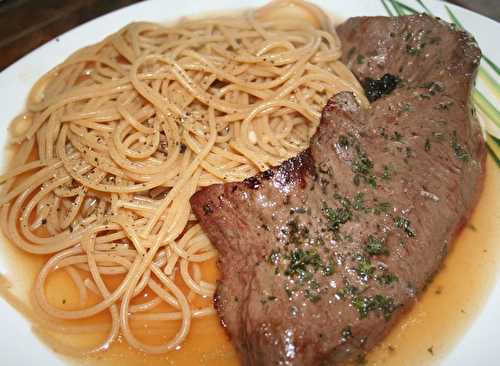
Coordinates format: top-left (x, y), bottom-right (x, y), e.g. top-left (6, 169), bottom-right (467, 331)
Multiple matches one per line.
top-left (0, 1), bottom-right (498, 365)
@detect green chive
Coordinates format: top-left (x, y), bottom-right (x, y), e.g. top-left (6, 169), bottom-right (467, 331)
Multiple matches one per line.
top-left (492, 134), bottom-right (500, 147)
top-left (416, 0), bottom-right (432, 14)
top-left (482, 55), bottom-right (500, 77)
top-left (473, 90), bottom-right (500, 129)
top-left (486, 134), bottom-right (500, 167)
top-left (393, 0), bottom-right (419, 15)
top-left (381, 0), bottom-right (395, 16)
top-left (478, 68), bottom-right (500, 100)
top-left (445, 5), bottom-right (464, 28)
top-left (388, 0), bottom-right (405, 16)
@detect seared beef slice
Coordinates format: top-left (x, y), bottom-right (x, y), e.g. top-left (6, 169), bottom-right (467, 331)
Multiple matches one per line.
top-left (191, 15), bottom-right (485, 365)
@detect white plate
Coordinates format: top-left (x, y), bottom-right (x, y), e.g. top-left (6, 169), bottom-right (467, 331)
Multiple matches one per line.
top-left (0, 1), bottom-right (498, 365)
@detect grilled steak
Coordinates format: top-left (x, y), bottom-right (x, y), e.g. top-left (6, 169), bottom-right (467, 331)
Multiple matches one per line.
top-left (191, 14), bottom-right (485, 365)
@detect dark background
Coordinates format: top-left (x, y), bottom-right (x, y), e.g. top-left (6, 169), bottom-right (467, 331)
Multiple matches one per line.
top-left (0, 0), bottom-right (497, 71)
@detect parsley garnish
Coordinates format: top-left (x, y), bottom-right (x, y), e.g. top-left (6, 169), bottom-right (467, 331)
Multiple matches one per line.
top-left (355, 255), bottom-right (376, 278)
top-left (341, 326), bottom-right (352, 340)
top-left (377, 273), bottom-right (399, 285)
top-left (353, 192), bottom-right (365, 210)
top-left (352, 294), bottom-right (396, 320)
top-left (366, 235), bottom-right (389, 256)
top-left (395, 216), bottom-right (416, 237)
top-left (425, 138), bottom-right (432, 151)
top-left (324, 206), bottom-right (352, 232)
top-left (451, 131), bottom-right (470, 161)
top-left (373, 201), bottom-right (392, 215)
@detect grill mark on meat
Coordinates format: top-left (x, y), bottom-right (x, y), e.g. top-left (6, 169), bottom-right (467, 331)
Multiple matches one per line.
top-left (190, 14), bottom-right (485, 366)
top-left (243, 152), bottom-right (315, 191)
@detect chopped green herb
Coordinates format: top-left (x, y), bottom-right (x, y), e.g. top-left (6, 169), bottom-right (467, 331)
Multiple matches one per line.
top-left (425, 138), bottom-right (432, 151)
top-left (373, 201), bottom-right (392, 215)
top-left (382, 165), bottom-right (392, 180)
top-left (352, 294), bottom-right (396, 320)
top-left (322, 259), bottom-right (335, 277)
top-left (373, 294), bottom-right (396, 320)
top-left (268, 250), bottom-right (281, 264)
top-left (367, 176), bottom-right (377, 188)
top-left (336, 281), bottom-right (359, 299)
top-left (305, 288), bottom-right (321, 303)
top-left (286, 220), bottom-right (310, 245)
top-left (451, 131), bottom-right (470, 161)
top-left (393, 131), bottom-right (403, 142)
top-left (377, 272), bottom-right (399, 285)
top-left (378, 127), bottom-right (388, 139)
top-left (355, 255), bottom-right (376, 278)
top-left (352, 148), bottom-right (374, 175)
top-left (324, 206), bottom-right (352, 232)
top-left (341, 326), bottom-right (353, 340)
top-left (202, 204), bottom-right (213, 215)
top-left (342, 139), bottom-right (378, 188)
top-left (435, 101), bottom-right (454, 111)
top-left (406, 44), bottom-right (419, 55)
top-left (310, 280), bottom-right (320, 290)
top-left (284, 248), bottom-right (322, 280)
top-left (405, 146), bottom-right (413, 158)
top-left (395, 216), bottom-right (416, 237)
top-left (423, 81), bottom-right (444, 95)
top-left (343, 234), bottom-right (353, 242)
top-left (287, 220), bottom-right (299, 235)
top-left (366, 235), bottom-right (389, 256)
top-left (352, 296), bottom-right (370, 318)
top-left (353, 192), bottom-right (365, 210)
top-left (338, 135), bottom-right (350, 148)
top-left (334, 193), bottom-right (351, 210)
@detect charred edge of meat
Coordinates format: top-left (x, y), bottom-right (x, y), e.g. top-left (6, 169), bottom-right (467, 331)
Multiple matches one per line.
top-left (213, 288), bottom-right (228, 328)
top-left (363, 74), bottom-right (400, 102)
top-left (323, 92), bottom-right (361, 116)
top-left (243, 150), bottom-right (315, 190)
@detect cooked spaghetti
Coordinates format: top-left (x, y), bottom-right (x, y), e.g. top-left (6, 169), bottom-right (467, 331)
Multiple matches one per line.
top-left (0, 0), bottom-right (367, 356)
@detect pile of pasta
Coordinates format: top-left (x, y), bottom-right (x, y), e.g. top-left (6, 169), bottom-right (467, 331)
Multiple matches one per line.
top-left (0, 0), bottom-right (366, 355)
